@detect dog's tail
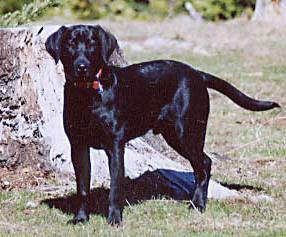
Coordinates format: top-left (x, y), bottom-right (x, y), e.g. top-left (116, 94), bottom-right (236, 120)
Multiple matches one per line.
top-left (200, 71), bottom-right (280, 111)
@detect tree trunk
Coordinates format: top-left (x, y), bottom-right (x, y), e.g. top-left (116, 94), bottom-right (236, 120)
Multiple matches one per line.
top-left (252, 0), bottom-right (286, 21)
top-left (253, 0), bottom-right (268, 19)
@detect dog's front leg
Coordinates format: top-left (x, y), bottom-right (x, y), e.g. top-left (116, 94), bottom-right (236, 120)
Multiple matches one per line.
top-left (69, 144), bottom-right (91, 224)
top-left (106, 143), bottom-right (125, 226)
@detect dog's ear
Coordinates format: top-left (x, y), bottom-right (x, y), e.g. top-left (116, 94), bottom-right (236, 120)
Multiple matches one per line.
top-left (45, 26), bottom-right (67, 64)
top-left (96, 26), bottom-right (118, 65)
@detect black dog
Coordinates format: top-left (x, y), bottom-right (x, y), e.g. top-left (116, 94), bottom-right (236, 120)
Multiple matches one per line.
top-left (45, 25), bottom-right (280, 225)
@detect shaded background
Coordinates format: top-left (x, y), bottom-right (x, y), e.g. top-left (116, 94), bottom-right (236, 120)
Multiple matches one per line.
top-left (0, 0), bottom-right (271, 27)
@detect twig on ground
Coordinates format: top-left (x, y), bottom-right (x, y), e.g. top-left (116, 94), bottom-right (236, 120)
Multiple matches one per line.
top-left (188, 200), bottom-right (202, 216)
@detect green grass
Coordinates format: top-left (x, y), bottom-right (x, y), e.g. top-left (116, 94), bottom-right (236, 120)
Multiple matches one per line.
top-left (1, 20), bottom-right (286, 236)
top-left (0, 192), bottom-right (285, 237)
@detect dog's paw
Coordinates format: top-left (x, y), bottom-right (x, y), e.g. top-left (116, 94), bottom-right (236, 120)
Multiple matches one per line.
top-left (68, 211), bottom-right (89, 225)
top-left (108, 207), bottom-right (122, 226)
top-left (189, 202), bottom-right (205, 213)
top-left (190, 189), bottom-right (206, 213)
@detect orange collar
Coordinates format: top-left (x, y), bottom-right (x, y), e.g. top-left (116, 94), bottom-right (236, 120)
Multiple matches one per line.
top-left (73, 81), bottom-right (102, 90)
top-left (72, 68), bottom-right (103, 91)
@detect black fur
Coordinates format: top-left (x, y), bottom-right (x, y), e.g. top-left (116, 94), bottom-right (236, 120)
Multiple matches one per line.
top-left (45, 25), bottom-right (280, 226)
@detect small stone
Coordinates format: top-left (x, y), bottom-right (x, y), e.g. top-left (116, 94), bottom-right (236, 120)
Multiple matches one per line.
top-left (26, 201), bottom-right (38, 209)
top-left (22, 168), bottom-right (31, 173)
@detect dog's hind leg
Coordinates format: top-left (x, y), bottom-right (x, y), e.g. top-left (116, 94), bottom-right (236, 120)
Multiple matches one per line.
top-left (202, 152), bottom-right (212, 205)
top-left (69, 144), bottom-right (91, 224)
top-left (188, 147), bottom-right (212, 212)
top-left (161, 125), bottom-right (211, 212)
top-left (160, 85), bottom-right (211, 212)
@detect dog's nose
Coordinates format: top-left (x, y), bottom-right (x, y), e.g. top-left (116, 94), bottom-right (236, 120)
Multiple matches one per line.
top-left (77, 64), bottom-right (87, 72)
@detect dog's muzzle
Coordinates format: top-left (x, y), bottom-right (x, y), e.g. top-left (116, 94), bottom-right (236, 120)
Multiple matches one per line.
top-left (72, 68), bottom-right (104, 92)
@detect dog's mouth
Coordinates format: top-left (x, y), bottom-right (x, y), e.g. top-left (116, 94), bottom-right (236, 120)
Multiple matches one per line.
top-left (71, 67), bottom-right (103, 83)
top-left (78, 75), bottom-right (88, 81)
top-left (77, 71), bottom-right (89, 80)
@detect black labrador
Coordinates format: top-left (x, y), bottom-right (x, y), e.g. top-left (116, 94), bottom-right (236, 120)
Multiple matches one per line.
top-left (45, 25), bottom-right (280, 225)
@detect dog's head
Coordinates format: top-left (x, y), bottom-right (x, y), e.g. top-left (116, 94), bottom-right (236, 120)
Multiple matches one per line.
top-left (45, 25), bottom-right (118, 82)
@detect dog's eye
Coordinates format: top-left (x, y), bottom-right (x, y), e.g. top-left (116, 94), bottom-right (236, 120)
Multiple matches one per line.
top-left (69, 41), bottom-right (77, 48)
top-left (63, 46), bottom-right (75, 56)
top-left (86, 40), bottom-right (95, 48)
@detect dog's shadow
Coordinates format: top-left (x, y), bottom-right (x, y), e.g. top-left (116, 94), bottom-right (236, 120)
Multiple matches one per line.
top-left (41, 169), bottom-right (261, 219)
top-left (41, 169), bottom-right (196, 218)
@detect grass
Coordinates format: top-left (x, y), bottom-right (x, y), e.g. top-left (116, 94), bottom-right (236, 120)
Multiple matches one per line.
top-left (0, 192), bottom-right (285, 236)
top-left (0, 19), bottom-right (285, 236)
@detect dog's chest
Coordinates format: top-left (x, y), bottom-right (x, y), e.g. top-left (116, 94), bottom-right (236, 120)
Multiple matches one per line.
top-left (64, 91), bottom-right (117, 143)
top-left (90, 100), bottom-right (118, 132)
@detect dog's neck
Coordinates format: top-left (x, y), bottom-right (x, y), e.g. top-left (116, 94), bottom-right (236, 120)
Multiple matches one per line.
top-left (65, 67), bottom-right (107, 91)
top-left (64, 66), bottom-right (119, 101)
